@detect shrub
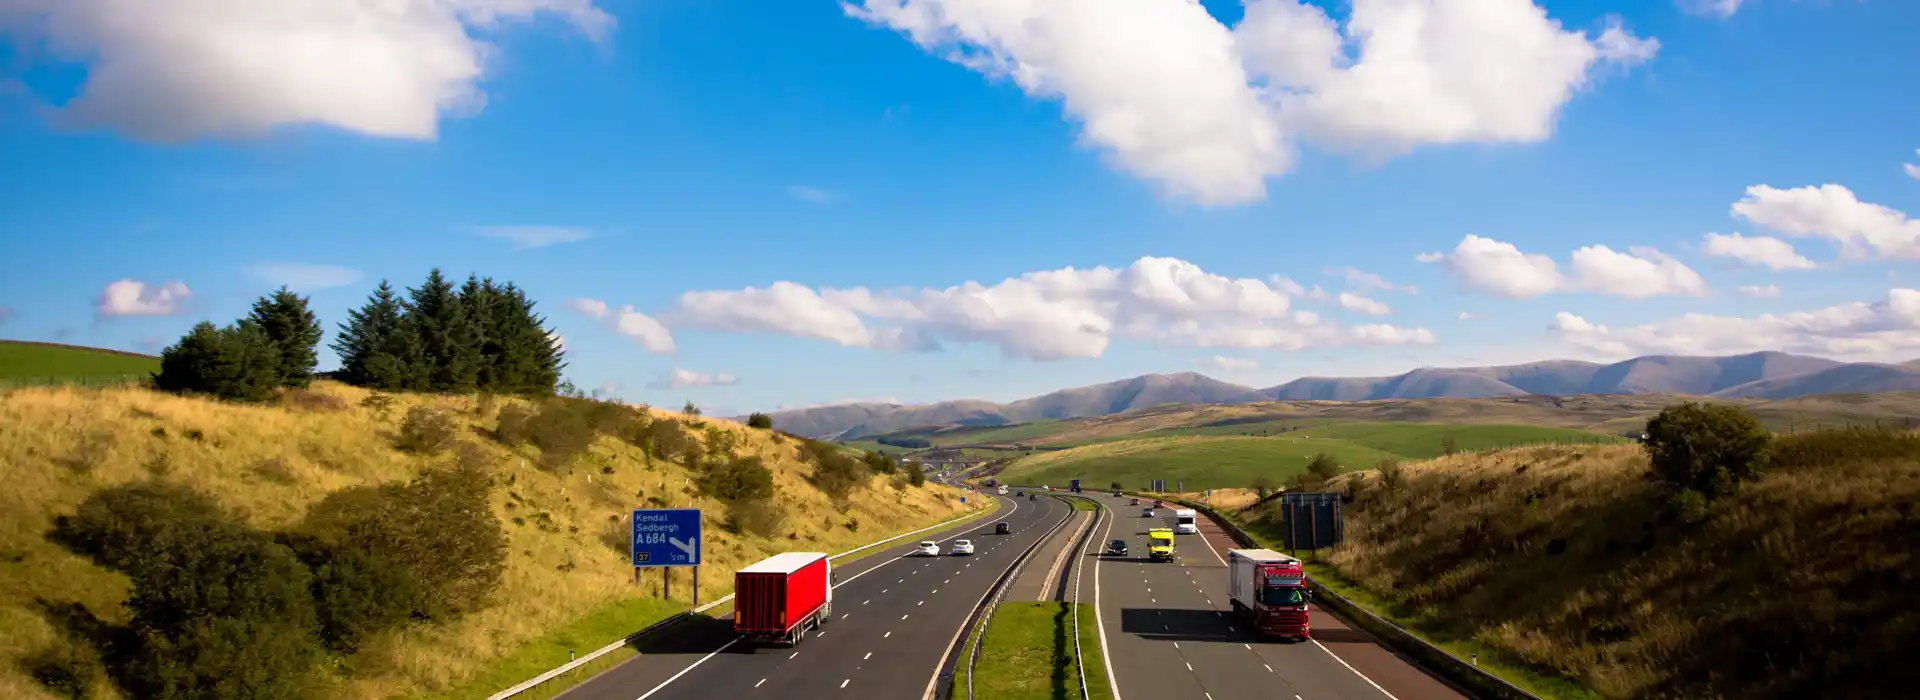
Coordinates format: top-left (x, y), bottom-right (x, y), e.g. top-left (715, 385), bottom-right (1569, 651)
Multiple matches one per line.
top-left (302, 547), bottom-right (423, 652)
top-left (726, 499), bottom-right (786, 538)
top-left (702, 456), bottom-right (777, 503)
top-left (152, 320), bottom-right (284, 402)
top-left (863, 450), bottom-right (898, 475)
top-left (527, 400), bottom-right (595, 470)
top-left (643, 419), bottom-right (698, 463)
top-left (295, 459), bottom-right (506, 618)
top-left (705, 426), bottom-right (740, 462)
top-left (1376, 458), bottom-right (1404, 492)
top-left (1643, 402), bottom-right (1771, 499)
top-left (907, 463), bottom-right (925, 487)
top-left (23, 639), bottom-right (100, 700)
top-left (810, 450), bottom-right (869, 502)
top-left (746, 412), bottom-right (773, 430)
top-left (115, 614), bottom-right (321, 700)
top-left (359, 392), bottom-right (396, 420)
top-left (50, 481), bottom-right (231, 575)
top-left (494, 403), bottom-right (534, 444)
top-left (1251, 475), bottom-right (1277, 498)
top-left (277, 387), bottom-right (347, 412)
top-left (682, 400), bottom-right (702, 417)
top-left (395, 406), bottom-right (459, 454)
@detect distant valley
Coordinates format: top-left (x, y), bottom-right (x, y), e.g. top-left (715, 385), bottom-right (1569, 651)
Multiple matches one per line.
top-left (750, 351), bottom-right (1920, 439)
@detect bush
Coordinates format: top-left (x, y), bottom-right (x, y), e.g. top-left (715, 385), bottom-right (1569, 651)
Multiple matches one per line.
top-left (152, 320), bottom-right (284, 402)
top-left (1306, 452), bottom-right (1342, 481)
top-left (116, 615), bottom-right (321, 700)
top-left (863, 450), bottom-right (898, 475)
top-left (295, 459), bottom-right (506, 619)
top-left (641, 419), bottom-right (698, 463)
top-left (302, 547), bottom-right (423, 652)
top-left (1643, 402), bottom-right (1772, 499)
top-left (277, 387), bottom-right (347, 412)
top-left (746, 412), bottom-right (773, 430)
top-left (359, 392), bottom-right (396, 420)
top-left (527, 400), bottom-right (595, 470)
top-left (1771, 424), bottom-right (1920, 471)
top-left (494, 403), bottom-right (535, 444)
top-left (1251, 475), bottom-right (1277, 498)
top-left (810, 450), bottom-right (869, 502)
top-left (704, 426), bottom-right (740, 462)
top-left (395, 406), bottom-right (459, 454)
top-left (702, 456), bottom-right (777, 503)
top-left (1440, 436), bottom-right (1459, 455)
top-left (23, 639), bottom-right (100, 700)
top-left (907, 463), bottom-right (926, 487)
top-left (1376, 458), bottom-right (1404, 492)
top-left (725, 499), bottom-right (786, 538)
top-left (50, 481), bottom-right (231, 575)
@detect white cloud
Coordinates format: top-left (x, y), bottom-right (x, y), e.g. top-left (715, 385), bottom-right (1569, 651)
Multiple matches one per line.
top-left (1677, 0), bottom-right (1746, 18)
top-left (1731, 184), bottom-right (1920, 261)
top-left (1738, 285), bottom-right (1781, 298)
top-left (1337, 291), bottom-right (1392, 316)
top-left (1196, 355), bottom-right (1259, 372)
top-left (1327, 267), bottom-right (1416, 294)
top-left (1457, 311), bottom-right (1475, 321)
top-left (664, 256), bottom-right (1434, 361)
top-left (566, 297), bottom-right (675, 353)
top-left (476, 226), bottom-right (593, 250)
top-left (647, 368), bottom-right (740, 390)
top-left (845, 0), bottom-right (1654, 206)
top-left (1270, 276), bottom-right (1328, 300)
top-left (0, 0), bottom-right (613, 143)
top-left (1700, 232), bottom-right (1817, 270)
top-left (1555, 288), bottom-right (1920, 361)
top-left (96, 279), bottom-right (191, 318)
top-left (787, 185), bottom-right (838, 203)
top-left (1903, 149), bottom-right (1920, 180)
top-left (1419, 235), bottom-right (1707, 299)
top-left (246, 262), bottom-right (364, 292)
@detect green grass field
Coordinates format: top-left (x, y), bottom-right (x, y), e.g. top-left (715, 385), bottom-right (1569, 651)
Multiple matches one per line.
top-left (1004, 435), bottom-right (1399, 491)
top-left (1054, 419), bottom-right (1620, 455)
top-left (0, 340), bottom-right (158, 382)
top-left (956, 602), bottom-right (1112, 700)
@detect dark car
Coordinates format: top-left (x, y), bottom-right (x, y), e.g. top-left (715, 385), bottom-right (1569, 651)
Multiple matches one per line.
top-left (995, 521), bottom-right (1012, 534)
top-left (1106, 539), bottom-right (1128, 556)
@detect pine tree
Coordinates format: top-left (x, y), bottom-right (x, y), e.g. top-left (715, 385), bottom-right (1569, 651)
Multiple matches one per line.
top-left (332, 281), bottom-right (420, 390)
top-left (154, 321), bottom-right (283, 401)
top-left (499, 283), bottom-right (564, 395)
top-left (460, 276), bottom-right (504, 391)
top-left (405, 269), bottom-right (482, 392)
top-left (246, 287), bottom-right (323, 388)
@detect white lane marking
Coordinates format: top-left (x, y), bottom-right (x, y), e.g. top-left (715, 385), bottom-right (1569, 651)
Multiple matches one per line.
top-left (1185, 662), bottom-right (1194, 671)
top-left (917, 600), bottom-right (924, 606)
top-left (842, 614), bottom-right (850, 619)
top-left (1312, 639), bottom-right (1402, 700)
top-left (882, 589), bottom-right (888, 593)
top-left (933, 589), bottom-right (939, 594)
top-left (884, 631), bottom-right (891, 638)
top-left (789, 652), bottom-right (799, 659)
top-left (633, 638), bottom-right (738, 700)
top-left (1266, 665), bottom-right (1275, 673)
top-left (840, 679), bottom-right (849, 689)
top-left (902, 614), bottom-right (910, 620)
top-left (818, 630), bottom-right (827, 638)
top-left (755, 678), bottom-right (766, 688)
top-left (862, 600), bottom-right (869, 605)
top-left (1244, 644), bottom-right (1252, 650)
top-left (1173, 642), bottom-right (1180, 649)
top-left (864, 652), bottom-right (872, 660)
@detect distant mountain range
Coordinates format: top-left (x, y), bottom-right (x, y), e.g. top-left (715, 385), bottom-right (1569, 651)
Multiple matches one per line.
top-left (746, 352), bottom-right (1920, 440)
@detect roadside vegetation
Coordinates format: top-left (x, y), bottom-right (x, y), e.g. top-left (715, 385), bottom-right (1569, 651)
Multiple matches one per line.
top-left (0, 269), bottom-right (980, 700)
top-left (1228, 401), bottom-right (1920, 699)
top-left (955, 601), bottom-right (1110, 700)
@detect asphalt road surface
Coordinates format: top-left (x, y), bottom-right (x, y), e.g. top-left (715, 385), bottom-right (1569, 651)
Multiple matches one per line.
top-left (559, 491), bottom-right (1070, 700)
top-left (1087, 493), bottom-right (1465, 700)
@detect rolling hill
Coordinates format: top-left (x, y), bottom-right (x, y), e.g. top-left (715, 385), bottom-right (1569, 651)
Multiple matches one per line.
top-left (751, 352), bottom-right (1920, 439)
top-left (0, 340), bottom-right (160, 383)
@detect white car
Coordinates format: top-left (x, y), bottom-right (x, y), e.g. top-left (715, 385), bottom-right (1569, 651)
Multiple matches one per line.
top-left (951, 540), bottom-right (975, 556)
top-left (915, 541), bottom-right (940, 557)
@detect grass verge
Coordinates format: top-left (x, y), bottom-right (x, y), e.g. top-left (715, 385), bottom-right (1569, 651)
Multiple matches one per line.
top-left (959, 602), bottom-right (1112, 700)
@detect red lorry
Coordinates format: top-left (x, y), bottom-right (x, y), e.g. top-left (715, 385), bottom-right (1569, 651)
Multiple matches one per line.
top-left (1226, 548), bottom-right (1312, 640)
top-left (734, 552), bottom-right (833, 647)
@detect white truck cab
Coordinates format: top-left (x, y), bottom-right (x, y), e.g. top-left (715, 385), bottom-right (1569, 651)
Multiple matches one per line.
top-left (1174, 509), bottom-right (1199, 535)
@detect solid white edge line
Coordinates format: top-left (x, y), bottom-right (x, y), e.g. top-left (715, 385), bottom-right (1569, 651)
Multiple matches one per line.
top-left (1092, 498), bottom-right (1123, 700)
top-left (1311, 639), bottom-right (1402, 700)
top-left (920, 492), bottom-right (1071, 699)
top-left (632, 638), bottom-right (738, 700)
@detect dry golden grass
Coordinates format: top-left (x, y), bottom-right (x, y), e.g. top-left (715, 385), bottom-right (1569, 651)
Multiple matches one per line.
top-left (0, 381), bottom-right (984, 700)
top-left (1272, 442), bottom-right (1920, 699)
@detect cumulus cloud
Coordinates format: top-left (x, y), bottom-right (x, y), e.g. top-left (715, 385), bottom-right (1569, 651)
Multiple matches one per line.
top-left (1419, 235), bottom-right (1707, 299)
top-left (246, 262), bottom-right (364, 292)
top-left (476, 226), bottom-right (593, 250)
top-left (566, 297), bottom-right (675, 353)
top-left (1196, 355), bottom-right (1259, 372)
top-left (1677, 0), bottom-right (1746, 18)
top-left (1700, 232), bottom-right (1816, 270)
top-left (1731, 184), bottom-right (1920, 262)
top-left (1269, 276), bottom-right (1327, 300)
top-left (96, 279), bottom-right (191, 318)
top-left (1906, 149), bottom-right (1920, 179)
top-left (647, 368), bottom-right (739, 390)
top-left (0, 0), bottom-right (613, 142)
top-left (1738, 285), bottom-right (1781, 298)
top-left (844, 0), bottom-right (1654, 206)
top-left (1457, 311), bottom-right (1475, 321)
top-left (663, 256), bottom-right (1434, 361)
top-left (1337, 291), bottom-right (1391, 316)
top-left (787, 185), bottom-right (838, 203)
top-left (1328, 267), bottom-right (1416, 294)
top-left (1555, 288), bottom-right (1920, 361)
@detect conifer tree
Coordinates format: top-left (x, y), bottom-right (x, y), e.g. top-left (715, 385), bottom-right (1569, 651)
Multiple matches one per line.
top-left (405, 269), bottom-right (482, 392)
top-left (246, 286), bottom-right (323, 388)
top-left (154, 321), bottom-right (283, 401)
top-left (332, 281), bottom-right (420, 390)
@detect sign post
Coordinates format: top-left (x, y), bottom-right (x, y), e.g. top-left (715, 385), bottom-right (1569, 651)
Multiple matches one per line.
top-left (631, 508), bottom-right (703, 603)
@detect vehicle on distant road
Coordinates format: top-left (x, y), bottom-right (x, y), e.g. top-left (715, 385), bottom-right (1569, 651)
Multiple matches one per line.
top-left (1174, 508), bottom-right (1199, 535)
top-left (951, 539), bottom-right (974, 555)
top-left (1227, 548), bottom-right (1312, 640)
top-left (1147, 528), bottom-right (1175, 561)
top-left (995, 521), bottom-right (1012, 534)
top-left (1070, 479), bottom-right (1081, 493)
top-left (734, 552), bottom-right (833, 648)
top-left (1129, 498), bottom-right (1140, 506)
top-left (998, 484), bottom-right (1009, 495)
top-left (1106, 539), bottom-right (1128, 556)
top-left (1142, 506), bottom-right (1155, 517)
top-left (914, 541), bottom-right (940, 557)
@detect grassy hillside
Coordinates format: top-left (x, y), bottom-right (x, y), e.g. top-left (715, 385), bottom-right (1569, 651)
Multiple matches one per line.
top-left (0, 341), bottom-right (158, 383)
top-left (1245, 437), bottom-right (1920, 699)
top-left (1000, 435), bottom-right (1399, 491)
top-left (0, 381), bottom-right (983, 700)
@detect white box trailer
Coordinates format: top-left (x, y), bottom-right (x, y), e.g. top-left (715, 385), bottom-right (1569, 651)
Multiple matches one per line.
top-left (1173, 508), bottom-right (1198, 534)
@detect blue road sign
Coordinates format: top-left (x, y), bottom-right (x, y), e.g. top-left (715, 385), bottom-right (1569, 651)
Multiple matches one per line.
top-left (960, 497), bottom-right (967, 504)
top-left (631, 508), bottom-right (701, 567)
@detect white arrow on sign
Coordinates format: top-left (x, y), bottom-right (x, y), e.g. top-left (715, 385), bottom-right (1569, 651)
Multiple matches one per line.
top-left (670, 536), bottom-right (698, 561)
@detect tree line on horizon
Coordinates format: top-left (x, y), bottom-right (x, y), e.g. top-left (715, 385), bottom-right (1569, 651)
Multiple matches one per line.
top-left (153, 268), bottom-right (566, 401)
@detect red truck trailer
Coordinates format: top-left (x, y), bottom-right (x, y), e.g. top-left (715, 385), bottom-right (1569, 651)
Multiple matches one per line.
top-left (1226, 548), bottom-right (1312, 640)
top-left (734, 552), bottom-right (833, 647)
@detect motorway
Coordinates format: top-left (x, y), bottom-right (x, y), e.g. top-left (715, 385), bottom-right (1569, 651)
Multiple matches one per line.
top-left (559, 490), bottom-right (1070, 700)
top-left (1086, 492), bottom-right (1466, 700)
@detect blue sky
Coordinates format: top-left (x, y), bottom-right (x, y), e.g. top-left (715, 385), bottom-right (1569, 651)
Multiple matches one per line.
top-left (2, 0), bottom-right (1917, 416)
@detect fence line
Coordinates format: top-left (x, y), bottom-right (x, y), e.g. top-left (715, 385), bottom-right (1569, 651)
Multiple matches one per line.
top-left (0, 374), bottom-right (149, 390)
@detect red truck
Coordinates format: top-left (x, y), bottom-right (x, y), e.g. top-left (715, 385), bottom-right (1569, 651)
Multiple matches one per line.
top-left (1227, 548), bottom-right (1312, 640)
top-left (734, 552), bottom-right (833, 647)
